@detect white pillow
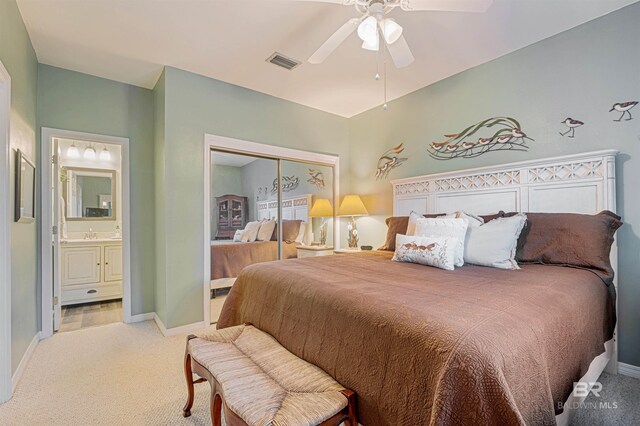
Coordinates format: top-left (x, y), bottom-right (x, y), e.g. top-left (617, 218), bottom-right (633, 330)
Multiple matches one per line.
top-left (233, 229), bottom-right (243, 242)
top-left (406, 211), bottom-right (423, 236)
top-left (295, 222), bottom-right (306, 244)
top-left (257, 219), bottom-right (276, 241)
top-left (415, 218), bottom-right (469, 267)
top-left (241, 221), bottom-right (261, 242)
top-left (444, 211), bottom-right (484, 228)
top-left (392, 234), bottom-right (458, 271)
top-left (464, 214), bottom-right (527, 270)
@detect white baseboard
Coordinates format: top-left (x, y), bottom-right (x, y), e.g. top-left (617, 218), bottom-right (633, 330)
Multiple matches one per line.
top-left (11, 332), bottom-right (40, 393)
top-left (128, 312), bottom-right (155, 323)
top-left (619, 362), bottom-right (640, 379)
top-left (153, 313), bottom-right (208, 337)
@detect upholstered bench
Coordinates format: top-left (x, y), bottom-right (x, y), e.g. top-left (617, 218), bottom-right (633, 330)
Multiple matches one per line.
top-left (182, 324), bottom-right (358, 426)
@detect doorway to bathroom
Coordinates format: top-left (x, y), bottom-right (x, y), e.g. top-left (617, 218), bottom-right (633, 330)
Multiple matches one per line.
top-left (41, 129), bottom-right (131, 338)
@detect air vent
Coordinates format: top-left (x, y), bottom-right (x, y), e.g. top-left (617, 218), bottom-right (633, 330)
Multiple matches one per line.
top-left (266, 52), bottom-right (301, 71)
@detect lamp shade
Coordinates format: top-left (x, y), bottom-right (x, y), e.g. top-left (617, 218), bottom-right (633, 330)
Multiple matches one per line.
top-left (309, 198), bottom-right (334, 217)
top-left (338, 195), bottom-right (368, 217)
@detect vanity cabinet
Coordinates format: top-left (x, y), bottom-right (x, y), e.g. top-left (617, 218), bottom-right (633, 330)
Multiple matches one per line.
top-left (60, 240), bottom-right (123, 306)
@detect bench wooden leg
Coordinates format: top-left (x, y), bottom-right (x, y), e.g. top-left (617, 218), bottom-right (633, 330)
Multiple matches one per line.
top-left (182, 353), bottom-right (195, 417)
top-left (343, 389), bottom-right (358, 426)
top-left (211, 391), bottom-right (223, 426)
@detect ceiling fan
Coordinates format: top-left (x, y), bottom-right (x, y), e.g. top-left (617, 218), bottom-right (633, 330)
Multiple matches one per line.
top-left (296, 0), bottom-right (493, 68)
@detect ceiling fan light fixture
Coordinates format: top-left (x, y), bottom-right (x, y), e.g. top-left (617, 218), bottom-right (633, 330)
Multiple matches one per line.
top-left (361, 36), bottom-right (379, 51)
top-left (357, 16), bottom-right (378, 42)
top-left (382, 18), bottom-right (403, 44)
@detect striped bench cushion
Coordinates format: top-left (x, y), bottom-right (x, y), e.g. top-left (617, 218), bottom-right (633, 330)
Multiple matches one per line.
top-left (189, 324), bottom-right (348, 426)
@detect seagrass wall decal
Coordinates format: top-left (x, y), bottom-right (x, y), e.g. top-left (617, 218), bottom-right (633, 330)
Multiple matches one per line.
top-left (271, 176), bottom-right (300, 193)
top-left (376, 143), bottom-right (408, 179)
top-left (428, 117), bottom-right (534, 160)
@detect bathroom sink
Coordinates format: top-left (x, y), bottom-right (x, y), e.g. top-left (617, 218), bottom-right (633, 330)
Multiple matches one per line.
top-left (60, 238), bottom-right (122, 244)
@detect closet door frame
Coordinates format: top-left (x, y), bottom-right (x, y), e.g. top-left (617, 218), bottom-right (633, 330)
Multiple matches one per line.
top-left (204, 134), bottom-right (340, 326)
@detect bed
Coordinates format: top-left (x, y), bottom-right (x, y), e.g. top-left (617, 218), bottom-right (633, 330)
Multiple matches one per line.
top-left (217, 150), bottom-right (620, 425)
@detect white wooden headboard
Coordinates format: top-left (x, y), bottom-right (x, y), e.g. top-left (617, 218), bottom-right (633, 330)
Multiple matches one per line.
top-left (256, 194), bottom-right (312, 222)
top-left (391, 150), bottom-right (618, 217)
top-left (391, 149), bottom-right (619, 373)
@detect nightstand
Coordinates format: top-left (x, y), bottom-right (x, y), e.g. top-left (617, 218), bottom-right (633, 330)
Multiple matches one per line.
top-left (296, 246), bottom-right (335, 258)
top-left (333, 248), bottom-right (363, 254)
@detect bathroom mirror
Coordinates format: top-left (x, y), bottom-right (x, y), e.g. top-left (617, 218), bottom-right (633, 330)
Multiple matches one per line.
top-left (62, 167), bottom-right (116, 221)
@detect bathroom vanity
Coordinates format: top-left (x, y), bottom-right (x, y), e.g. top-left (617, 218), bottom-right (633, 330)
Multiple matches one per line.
top-left (60, 238), bottom-right (123, 305)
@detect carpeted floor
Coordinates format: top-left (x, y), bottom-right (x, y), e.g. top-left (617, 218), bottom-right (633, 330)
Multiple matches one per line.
top-left (0, 320), bottom-right (638, 425)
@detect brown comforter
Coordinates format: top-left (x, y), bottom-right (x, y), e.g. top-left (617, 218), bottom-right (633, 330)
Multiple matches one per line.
top-left (211, 241), bottom-right (299, 280)
top-left (218, 251), bottom-right (615, 426)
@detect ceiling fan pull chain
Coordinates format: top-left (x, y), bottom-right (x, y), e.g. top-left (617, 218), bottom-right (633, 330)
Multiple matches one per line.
top-left (383, 42), bottom-right (388, 110)
top-left (375, 28), bottom-right (381, 80)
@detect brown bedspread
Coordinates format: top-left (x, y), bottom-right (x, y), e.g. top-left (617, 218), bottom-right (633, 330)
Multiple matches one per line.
top-left (211, 241), bottom-right (299, 280)
top-left (218, 251), bottom-right (615, 426)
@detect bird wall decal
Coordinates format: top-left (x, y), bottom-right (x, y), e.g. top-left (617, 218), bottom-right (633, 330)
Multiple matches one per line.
top-left (376, 143), bottom-right (408, 180)
top-left (427, 117), bottom-right (533, 160)
top-left (609, 101), bottom-right (638, 121)
top-left (559, 118), bottom-right (584, 138)
top-left (307, 169), bottom-right (325, 190)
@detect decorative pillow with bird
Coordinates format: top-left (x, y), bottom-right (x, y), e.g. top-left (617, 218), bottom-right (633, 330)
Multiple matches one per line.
top-left (392, 234), bottom-right (458, 271)
top-left (415, 218), bottom-right (469, 267)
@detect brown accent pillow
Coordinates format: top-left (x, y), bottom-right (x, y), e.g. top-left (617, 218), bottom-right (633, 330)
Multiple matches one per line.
top-left (516, 211), bottom-right (622, 285)
top-left (271, 219), bottom-right (302, 242)
top-left (379, 214), bottom-right (442, 251)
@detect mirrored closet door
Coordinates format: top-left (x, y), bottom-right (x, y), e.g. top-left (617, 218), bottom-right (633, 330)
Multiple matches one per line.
top-left (209, 148), bottom-right (336, 324)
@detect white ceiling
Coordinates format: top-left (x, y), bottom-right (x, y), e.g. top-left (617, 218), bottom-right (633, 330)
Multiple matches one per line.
top-left (17, 0), bottom-right (638, 117)
top-left (212, 151), bottom-right (258, 167)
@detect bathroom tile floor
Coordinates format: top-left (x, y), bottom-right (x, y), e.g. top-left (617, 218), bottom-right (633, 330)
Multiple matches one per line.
top-left (59, 299), bottom-right (123, 332)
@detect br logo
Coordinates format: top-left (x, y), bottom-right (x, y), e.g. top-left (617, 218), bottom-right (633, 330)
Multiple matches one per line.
top-left (573, 381), bottom-right (603, 397)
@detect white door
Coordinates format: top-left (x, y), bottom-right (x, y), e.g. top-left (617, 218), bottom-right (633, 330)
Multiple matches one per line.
top-left (61, 246), bottom-right (101, 286)
top-left (52, 140), bottom-right (61, 331)
top-left (104, 245), bottom-right (123, 282)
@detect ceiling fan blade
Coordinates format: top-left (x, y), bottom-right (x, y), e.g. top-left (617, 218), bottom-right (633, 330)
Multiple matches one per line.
top-left (386, 35), bottom-right (415, 68)
top-left (401, 0), bottom-right (493, 13)
top-left (308, 17), bottom-right (361, 64)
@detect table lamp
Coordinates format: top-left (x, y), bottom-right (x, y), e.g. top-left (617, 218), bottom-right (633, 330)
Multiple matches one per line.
top-left (338, 195), bottom-right (368, 250)
top-left (309, 198), bottom-right (333, 246)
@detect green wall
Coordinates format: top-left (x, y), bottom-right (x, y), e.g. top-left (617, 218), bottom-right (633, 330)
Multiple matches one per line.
top-left (37, 64), bottom-right (156, 316)
top-left (348, 3), bottom-right (640, 365)
top-left (153, 70), bottom-right (167, 323)
top-left (0, 0), bottom-right (39, 374)
top-left (155, 66), bottom-right (349, 328)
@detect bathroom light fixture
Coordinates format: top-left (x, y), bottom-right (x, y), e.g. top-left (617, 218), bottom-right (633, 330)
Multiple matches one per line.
top-left (66, 142), bottom-right (79, 158)
top-left (83, 145), bottom-right (96, 160)
top-left (99, 145), bottom-right (111, 161)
